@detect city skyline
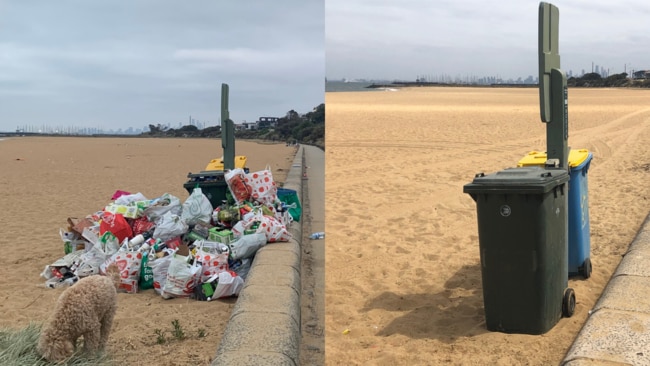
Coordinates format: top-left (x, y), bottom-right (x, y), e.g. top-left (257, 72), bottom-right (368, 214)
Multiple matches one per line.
top-left (328, 60), bottom-right (630, 85)
top-left (7, 112), bottom-right (300, 135)
top-left (326, 0), bottom-right (650, 82)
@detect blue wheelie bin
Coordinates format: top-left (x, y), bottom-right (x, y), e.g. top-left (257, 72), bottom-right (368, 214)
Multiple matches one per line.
top-left (518, 149), bottom-right (593, 278)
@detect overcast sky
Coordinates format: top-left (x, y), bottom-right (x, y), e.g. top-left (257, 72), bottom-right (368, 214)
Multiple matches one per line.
top-left (0, 1), bottom-right (324, 132)
top-left (326, 0), bottom-right (650, 81)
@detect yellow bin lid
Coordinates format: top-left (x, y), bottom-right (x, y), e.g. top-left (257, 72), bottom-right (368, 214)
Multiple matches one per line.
top-left (517, 149), bottom-right (590, 168)
top-left (205, 155), bottom-right (247, 171)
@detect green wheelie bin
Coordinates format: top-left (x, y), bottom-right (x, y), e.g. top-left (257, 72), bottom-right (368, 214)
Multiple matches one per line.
top-left (463, 166), bottom-right (575, 334)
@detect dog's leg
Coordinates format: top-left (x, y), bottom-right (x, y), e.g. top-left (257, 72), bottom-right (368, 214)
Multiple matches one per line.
top-left (82, 319), bottom-right (101, 353)
top-left (99, 303), bottom-right (116, 349)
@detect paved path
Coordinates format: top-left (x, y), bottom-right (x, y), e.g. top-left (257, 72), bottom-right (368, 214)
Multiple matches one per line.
top-left (562, 213), bottom-right (650, 365)
top-left (299, 145), bottom-right (325, 364)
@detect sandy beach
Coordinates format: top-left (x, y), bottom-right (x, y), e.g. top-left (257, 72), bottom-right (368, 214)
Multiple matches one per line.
top-left (0, 136), bottom-right (296, 365)
top-left (325, 87), bottom-right (650, 365)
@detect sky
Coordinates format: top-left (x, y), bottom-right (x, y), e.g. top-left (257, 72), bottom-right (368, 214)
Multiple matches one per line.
top-left (326, 0), bottom-right (650, 82)
top-left (0, 1), bottom-right (324, 132)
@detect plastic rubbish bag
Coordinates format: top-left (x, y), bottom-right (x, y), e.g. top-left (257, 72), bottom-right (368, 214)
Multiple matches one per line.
top-left (151, 249), bottom-right (176, 295)
top-left (194, 270), bottom-right (244, 301)
top-left (230, 208), bottom-right (262, 238)
top-left (276, 188), bottom-right (302, 222)
top-left (248, 166), bottom-right (277, 206)
top-left (230, 257), bottom-right (252, 281)
top-left (181, 187), bottom-right (213, 226)
top-left (153, 212), bottom-right (188, 242)
top-left (144, 193), bottom-right (182, 223)
top-left (139, 246), bottom-right (155, 290)
top-left (162, 253), bottom-right (201, 299)
top-left (212, 270), bottom-right (244, 299)
top-left (100, 241), bottom-right (143, 294)
top-left (75, 240), bottom-right (112, 277)
top-left (100, 212), bottom-right (133, 243)
top-left (97, 231), bottom-right (121, 257)
top-left (257, 214), bottom-right (291, 242)
top-left (40, 251), bottom-right (84, 283)
top-left (131, 216), bottom-right (156, 236)
top-left (193, 240), bottom-right (230, 282)
top-left (228, 233), bottom-right (267, 260)
top-left (225, 168), bottom-right (252, 204)
top-left (114, 192), bottom-right (148, 205)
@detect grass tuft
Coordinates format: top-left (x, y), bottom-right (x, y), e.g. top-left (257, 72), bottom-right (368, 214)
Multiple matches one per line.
top-left (171, 319), bottom-right (186, 340)
top-left (0, 323), bottom-right (113, 365)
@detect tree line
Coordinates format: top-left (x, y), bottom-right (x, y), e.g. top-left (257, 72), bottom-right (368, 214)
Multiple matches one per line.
top-left (144, 103), bottom-right (325, 150)
top-left (568, 73), bottom-right (650, 88)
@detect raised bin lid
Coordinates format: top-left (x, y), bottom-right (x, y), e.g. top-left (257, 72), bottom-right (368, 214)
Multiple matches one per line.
top-left (205, 155), bottom-right (247, 171)
top-left (463, 166), bottom-right (569, 195)
top-left (517, 149), bottom-right (591, 169)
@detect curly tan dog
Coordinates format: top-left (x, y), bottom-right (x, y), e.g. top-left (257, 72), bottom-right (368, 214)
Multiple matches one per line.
top-left (37, 268), bottom-right (119, 362)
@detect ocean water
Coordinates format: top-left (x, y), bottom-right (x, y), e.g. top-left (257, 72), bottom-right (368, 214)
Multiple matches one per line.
top-left (326, 81), bottom-right (377, 92)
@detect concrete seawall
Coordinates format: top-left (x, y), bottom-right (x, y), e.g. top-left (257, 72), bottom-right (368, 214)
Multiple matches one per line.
top-left (562, 212), bottom-right (650, 365)
top-left (213, 146), bottom-right (304, 366)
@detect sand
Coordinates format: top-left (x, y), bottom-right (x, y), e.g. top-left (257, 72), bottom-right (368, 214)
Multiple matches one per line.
top-left (0, 136), bottom-right (296, 365)
top-left (325, 87), bottom-right (650, 365)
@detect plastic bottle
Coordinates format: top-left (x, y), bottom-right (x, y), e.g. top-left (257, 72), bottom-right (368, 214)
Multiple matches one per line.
top-left (128, 234), bottom-right (145, 248)
top-left (309, 232), bottom-right (325, 240)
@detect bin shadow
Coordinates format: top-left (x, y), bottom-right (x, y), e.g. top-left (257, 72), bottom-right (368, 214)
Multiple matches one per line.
top-left (361, 263), bottom-right (487, 342)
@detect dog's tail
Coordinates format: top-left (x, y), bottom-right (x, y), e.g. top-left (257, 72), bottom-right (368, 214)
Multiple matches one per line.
top-left (104, 264), bottom-right (122, 290)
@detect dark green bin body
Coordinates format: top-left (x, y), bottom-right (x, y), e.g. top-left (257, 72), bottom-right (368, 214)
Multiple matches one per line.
top-left (463, 166), bottom-right (569, 334)
top-left (183, 170), bottom-right (228, 208)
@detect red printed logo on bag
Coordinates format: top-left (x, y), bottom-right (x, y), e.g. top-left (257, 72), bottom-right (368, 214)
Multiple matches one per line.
top-left (115, 259), bottom-right (128, 277)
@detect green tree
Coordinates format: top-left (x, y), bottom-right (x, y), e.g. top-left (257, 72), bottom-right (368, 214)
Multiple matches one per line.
top-left (305, 103), bottom-right (325, 124)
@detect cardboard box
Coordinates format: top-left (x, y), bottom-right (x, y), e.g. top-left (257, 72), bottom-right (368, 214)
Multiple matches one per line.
top-left (67, 217), bottom-right (95, 237)
top-left (208, 228), bottom-right (234, 244)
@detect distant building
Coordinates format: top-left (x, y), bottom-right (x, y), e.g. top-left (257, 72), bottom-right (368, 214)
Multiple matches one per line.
top-left (257, 117), bottom-right (280, 129)
top-left (633, 70), bottom-right (649, 79)
top-left (236, 122), bottom-right (257, 131)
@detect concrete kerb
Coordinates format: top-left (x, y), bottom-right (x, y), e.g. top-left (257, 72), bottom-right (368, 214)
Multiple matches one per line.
top-left (213, 146), bottom-right (305, 366)
top-left (562, 212), bottom-right (650, 365)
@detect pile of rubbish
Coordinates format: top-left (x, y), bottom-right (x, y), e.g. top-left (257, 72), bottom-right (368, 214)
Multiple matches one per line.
top-left (41, 167), bottom-right (299, 301)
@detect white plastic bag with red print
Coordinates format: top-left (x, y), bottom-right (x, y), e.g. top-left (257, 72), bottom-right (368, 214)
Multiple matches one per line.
top-left (213, 270), bottom-right (245, 299)
top-left (161, 253), bottom-right (201, 299)
top-left (256, 214), bottom-right (291, 242)
top-left (100, 242), bottom-right (142, 294)
top-left (150, 249), bottom-right (176, 295)
top-left (194, 240), bottom-right (230, 282)
top-left (247, 165), bottom-right (277, 206)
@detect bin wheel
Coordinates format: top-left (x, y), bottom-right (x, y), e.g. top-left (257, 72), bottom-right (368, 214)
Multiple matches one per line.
top-left (582, 258), bottom-right (592, 279)
top-left (562, 288), bottom-right (576, 318)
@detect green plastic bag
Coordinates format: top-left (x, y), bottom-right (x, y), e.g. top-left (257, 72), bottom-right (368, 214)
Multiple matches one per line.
top-left (277, 188), bottom-right (301, 222)
top-left (139, 249), bottom-right (154, 290)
